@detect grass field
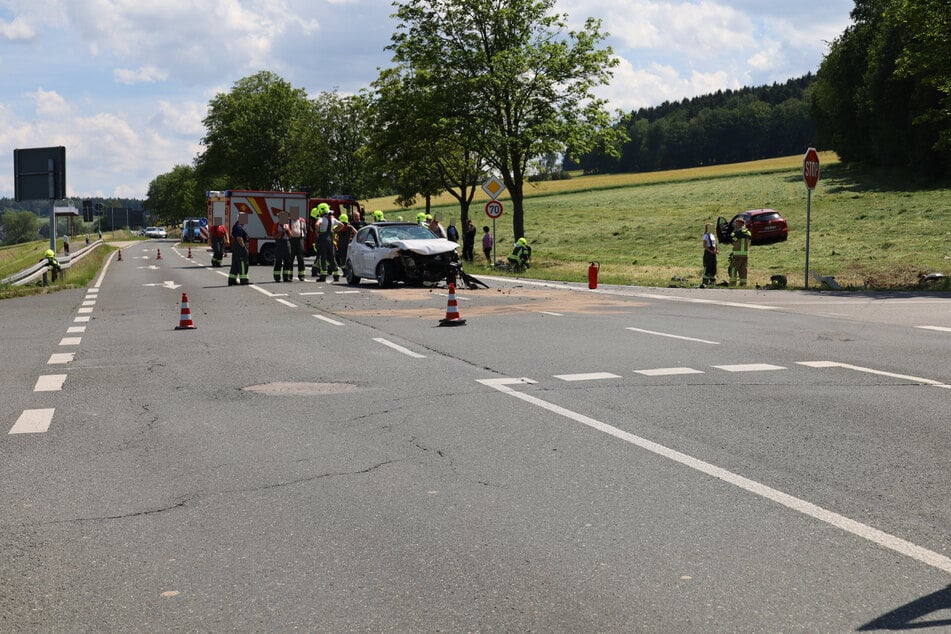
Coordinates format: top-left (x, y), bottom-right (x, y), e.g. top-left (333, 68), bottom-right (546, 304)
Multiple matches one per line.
top-left (369, 153), bottom-right (951, 290)
top-left (3, 155), bottom-right (949, 296)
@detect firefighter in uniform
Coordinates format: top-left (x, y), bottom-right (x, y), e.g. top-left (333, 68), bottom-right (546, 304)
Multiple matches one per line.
top-left (311, 203), bottom-right (340, 281)
top-left (211, 223), bottom-right (228, 267)
top-left (229, 213), bottom-right (250, 286)
top-left (43, 249), bottom-right (62, 283)
top-left (507, 237), bottom-right (531, 271)
top-left (729, 217), bottom-right (752, 287)
top-left (334, 213), bottom-right (357, 270)
top-left (272, 212), bottom-right (292, 282)
top-left (288, 211), bottom-right (306, 280)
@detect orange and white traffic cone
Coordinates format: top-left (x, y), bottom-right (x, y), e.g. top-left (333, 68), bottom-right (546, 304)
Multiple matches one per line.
top-left (175, 293), bottom-right (197, 330)
top-left (156, 248), bottom-right (162, 260)
top-left (438, 283), bottom-right (466, 327)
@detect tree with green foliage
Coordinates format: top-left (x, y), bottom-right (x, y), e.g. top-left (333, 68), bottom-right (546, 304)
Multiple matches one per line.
top-left (1, 210), bottom-right (41, 245)
top-left (812, 0), bottom-right (949, 176)
top-left (145, 164), bottom-right (205, 225)
top-left (889, 0), bottom-right (951, 150)
top-left (196, 71), bottom-right (312, 190)
top-left (387, 0), bottom-right (624, 240)
top-left (371, 66), bottom-right (485, 224)
top-left (286, 90), bottom-right (378, 198)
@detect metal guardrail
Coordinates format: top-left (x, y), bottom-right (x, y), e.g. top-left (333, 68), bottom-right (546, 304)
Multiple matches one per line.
top-left (1, 239), bottom-right (104, 286)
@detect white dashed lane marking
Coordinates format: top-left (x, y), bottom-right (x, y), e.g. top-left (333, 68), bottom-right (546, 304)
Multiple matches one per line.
top-left (917, 326), bottom-right (951, 333)
top-left (714, 363), bottom-right (786, 372)
top-left (9, 409), bottom-right (55, 434)
top-left (373, 338), bottom-right (426, 359)
top-left (554, 372), bottom-right (622, 382)
top-left (636, 367), bottom-right (705, 376)
top-left (59, 337), bottom-right (82, 346)
top-left (313, 314), bottom-right (344, 326)
top-left (48, 353), bottom-right (75, 364)
top-left (34, 375), bottom-right (67, 392)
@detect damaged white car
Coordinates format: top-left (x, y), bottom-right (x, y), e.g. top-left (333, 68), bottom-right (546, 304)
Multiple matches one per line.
top-left (343, 222), bottom-right (485, 288)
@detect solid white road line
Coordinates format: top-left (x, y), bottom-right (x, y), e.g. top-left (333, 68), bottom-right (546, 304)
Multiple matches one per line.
top-left (554, 372), bottom-right (622, 382)
top-left (477, 377), bottom-right (951, 575)
top-left (34, 375), bottom-right (67, 392)
top-left (373, 338), bottom-right (426, 358)
top-left (48, 353), bottom-right (75, 364)
top-left (276, 299), bottom-right (297, 308)
top-left (299, 292), bottom-right (325, 296)
top-left (797, 361), bottom-right (951, 389)
top-left (312, 314), bottom-right (344, 326)
top-left (9, 409), bottom-right (55, 434)
top-left (626, 327), bottom-right (719, 345)
top-left (539, 311), bottom-right (564, 316)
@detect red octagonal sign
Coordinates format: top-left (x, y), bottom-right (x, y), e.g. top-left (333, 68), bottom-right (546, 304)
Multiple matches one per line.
top-left (803, 147), bottom-right (820, 190)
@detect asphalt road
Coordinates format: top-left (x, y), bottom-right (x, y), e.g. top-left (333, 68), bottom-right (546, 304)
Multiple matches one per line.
top-left (1, 240), bottom-right (949, 632)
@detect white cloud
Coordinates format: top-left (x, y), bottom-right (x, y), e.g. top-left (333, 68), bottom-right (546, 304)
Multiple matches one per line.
top-left (0, 14), bottom-right (36, 40)
top-left (114, 65), bottom-right (170, 85)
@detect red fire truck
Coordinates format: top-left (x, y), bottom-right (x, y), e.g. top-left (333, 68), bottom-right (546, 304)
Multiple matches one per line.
top-left (206, 190), bottom-right (364, 265)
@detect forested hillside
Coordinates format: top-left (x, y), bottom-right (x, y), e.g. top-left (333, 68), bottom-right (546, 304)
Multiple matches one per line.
top-left (569, 75), bottom-right (816, 175)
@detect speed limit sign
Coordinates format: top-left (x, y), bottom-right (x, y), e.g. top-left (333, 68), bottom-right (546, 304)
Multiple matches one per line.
top-left (485, 200), bottom-right (503, 219)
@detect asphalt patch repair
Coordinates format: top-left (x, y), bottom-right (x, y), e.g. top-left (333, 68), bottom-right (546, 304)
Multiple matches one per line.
top-left (341, 287), bottom-right (647, 318)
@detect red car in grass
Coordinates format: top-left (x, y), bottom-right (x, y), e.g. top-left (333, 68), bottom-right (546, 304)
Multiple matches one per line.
top-left (717, 209), bottom-right (788, 245)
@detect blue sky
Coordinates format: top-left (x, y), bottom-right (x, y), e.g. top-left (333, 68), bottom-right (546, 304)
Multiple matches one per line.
top-left (0, 0), bottom-right (855, 200)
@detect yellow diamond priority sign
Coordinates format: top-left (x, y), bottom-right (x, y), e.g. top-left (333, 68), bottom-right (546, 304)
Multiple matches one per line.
top-left (481, 176), bottom-right (506, 200)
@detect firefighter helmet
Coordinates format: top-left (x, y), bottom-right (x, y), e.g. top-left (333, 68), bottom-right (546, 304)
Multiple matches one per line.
top-left (45, 249), bottom-right (55, 258)
top-left (517, 237), bottom-right (528, 246)
top-left (339, 213), bottom-right (349, 223)
top-left (373, 210), bottom-right (385, 221)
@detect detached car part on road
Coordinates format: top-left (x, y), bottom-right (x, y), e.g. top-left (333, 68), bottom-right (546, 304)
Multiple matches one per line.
top-left (344, 222), bottom-right (487, 289)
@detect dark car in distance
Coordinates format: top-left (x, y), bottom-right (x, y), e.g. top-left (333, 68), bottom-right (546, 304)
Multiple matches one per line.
top-left (717, 209), bottom-right (788, 245)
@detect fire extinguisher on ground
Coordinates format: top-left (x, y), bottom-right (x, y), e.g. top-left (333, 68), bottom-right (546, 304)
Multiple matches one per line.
top-left (588, 261), bottom-right (600, 289)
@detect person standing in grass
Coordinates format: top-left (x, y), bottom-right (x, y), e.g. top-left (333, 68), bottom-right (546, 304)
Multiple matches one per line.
top-left (462, 219), bottom-right (476, 262)
top-left (729, 217), bottom-right (752, 287)
top-left (702, 223), bottom-right (718, 286)
top-left (482, 226), bottom-right (494, 265)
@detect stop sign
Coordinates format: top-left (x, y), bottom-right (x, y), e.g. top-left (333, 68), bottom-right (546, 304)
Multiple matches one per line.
top-left (803, 147), bottom-right (820, 189)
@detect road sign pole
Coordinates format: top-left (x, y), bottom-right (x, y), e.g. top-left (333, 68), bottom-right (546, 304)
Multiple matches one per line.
top-left (492, 218), bottom-right (497, 266)
top-left (804, 189), bottom-right (812, 289)
top-left (802, 148), bottom-right (820, 289)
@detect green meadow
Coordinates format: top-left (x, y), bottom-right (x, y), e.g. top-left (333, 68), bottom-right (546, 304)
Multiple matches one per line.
top-left (373, 153), bottom-right (950, 290)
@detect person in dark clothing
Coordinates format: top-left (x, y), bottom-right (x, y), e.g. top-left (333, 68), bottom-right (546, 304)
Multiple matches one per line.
top-left (229, 213), bottom-right (250, 286)
top-left (462, 219), bottom-right (476, 262)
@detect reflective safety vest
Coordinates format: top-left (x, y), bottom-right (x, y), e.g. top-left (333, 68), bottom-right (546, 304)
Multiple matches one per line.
top-left (731, 228), bottom-right (751, 256)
